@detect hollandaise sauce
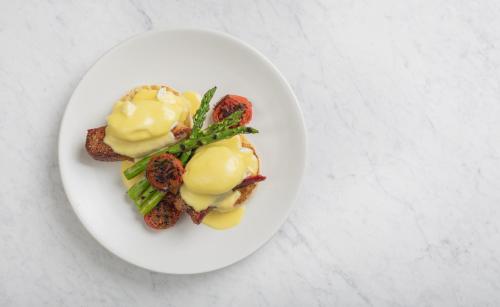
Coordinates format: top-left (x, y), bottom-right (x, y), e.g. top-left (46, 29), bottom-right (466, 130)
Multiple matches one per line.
top-left (104, 87), bottom-right (200, 158)
top-left (203, 207), bottom-right (246, 230)
top-left (180, 136), bottom-right (259, 229)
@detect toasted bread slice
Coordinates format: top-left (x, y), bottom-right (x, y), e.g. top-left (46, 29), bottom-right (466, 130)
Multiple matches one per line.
top-left (185, 136), bottom-right (262, 224)
top-left (85, 124), bottom-right (191, 161)
top-left (85, 85), bottom-right (191, 161)
top-left (85, 126), bottom-right (131, 161)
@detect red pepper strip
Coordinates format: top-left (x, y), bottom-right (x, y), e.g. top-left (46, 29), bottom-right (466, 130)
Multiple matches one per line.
top-left (232, 175), bottom-right (267, 191)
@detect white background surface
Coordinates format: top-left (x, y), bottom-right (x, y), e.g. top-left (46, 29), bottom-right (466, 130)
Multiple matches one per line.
top-left (1, 1), bottom-right (499, 306)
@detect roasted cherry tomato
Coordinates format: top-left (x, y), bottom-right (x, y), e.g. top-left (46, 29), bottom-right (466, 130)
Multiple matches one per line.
top-left (212, 95), bottom-right (253, 126)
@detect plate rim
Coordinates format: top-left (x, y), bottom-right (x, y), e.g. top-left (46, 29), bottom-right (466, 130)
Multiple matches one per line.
top-left (58, 28), bottom-right (307, 274)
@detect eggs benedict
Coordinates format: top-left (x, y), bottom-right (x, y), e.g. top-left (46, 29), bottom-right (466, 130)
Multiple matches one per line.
top-left (104, 85), bottom-right (200, 158)
top-left (85, 85), bottom-right (266, 232)
top-left (180, 135), bottom-right (261, 229)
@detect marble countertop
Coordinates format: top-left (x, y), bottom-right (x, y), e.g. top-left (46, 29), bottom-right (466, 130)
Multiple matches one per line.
top-left (2, 1), bottom-right (500, 306)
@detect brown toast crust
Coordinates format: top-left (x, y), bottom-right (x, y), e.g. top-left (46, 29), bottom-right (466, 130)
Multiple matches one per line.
top-left (85, 126), bottom-right (131, 161)
top-left (85, 85), bottom-right (191, 162)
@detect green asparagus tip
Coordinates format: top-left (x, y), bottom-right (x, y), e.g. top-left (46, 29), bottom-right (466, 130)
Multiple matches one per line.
top-left (204, 86), bottom-right (217, 99)
top-left (245, 127), bottom-right (259, 133)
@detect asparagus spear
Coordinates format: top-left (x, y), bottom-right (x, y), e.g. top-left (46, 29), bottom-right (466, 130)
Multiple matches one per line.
top-left (168, 126), bottom-right (258, 152)
top-left (135, 185), bottom-right (156, 207)
top-left (127, 178), bottom-right (165, 213)
top-left (192, 87), bottom-right (216, 133)
top-left (179, 150), bottom-right (192, 165)
top-left (124, 126), bottom-right (259, 179)
top-left (180, 87), bottom-right (217, 164)
top-left (139, 190), bottom-right (166, 215)
top-left (203, 110), bottom-right (243, 135)
top-left (127, 178), bottom-right (150, 201)
top-left (180, 110), bottom-right (240, 164)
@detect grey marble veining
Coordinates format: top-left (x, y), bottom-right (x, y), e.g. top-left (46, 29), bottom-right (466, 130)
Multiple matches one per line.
top-left (1, 0), bottom-right (500, 306)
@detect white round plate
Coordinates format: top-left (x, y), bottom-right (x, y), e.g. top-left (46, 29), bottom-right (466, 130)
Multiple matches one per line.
top-left (59, 29), bottom-right (306, 274)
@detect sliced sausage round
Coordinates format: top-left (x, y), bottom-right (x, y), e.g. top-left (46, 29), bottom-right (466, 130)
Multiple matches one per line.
top-left (146, 153), bottom-right (184, 193)
top-left (144, 194), bottom-right (184, 229)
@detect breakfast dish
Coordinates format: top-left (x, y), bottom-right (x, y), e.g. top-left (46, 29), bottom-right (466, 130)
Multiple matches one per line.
top-left (85, 85), bottom-right (266, 230)
top-left (60, 29), bottom-right (305, 273)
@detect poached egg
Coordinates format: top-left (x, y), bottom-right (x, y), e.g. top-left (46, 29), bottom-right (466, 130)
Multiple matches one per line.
top-left (180, 135), bottom-right (259, 229)
top-left (104, 86), bottom-right (200, 158)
